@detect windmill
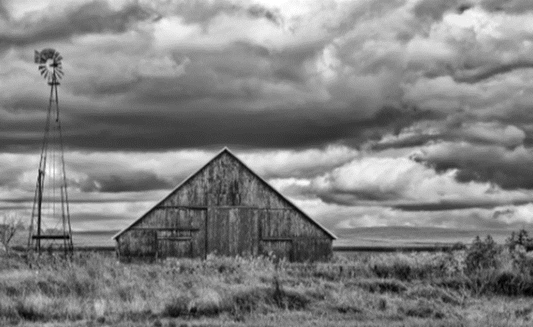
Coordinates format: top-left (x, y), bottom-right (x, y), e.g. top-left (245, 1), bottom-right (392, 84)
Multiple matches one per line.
top-left (28, 48), bottom-right (73, 255)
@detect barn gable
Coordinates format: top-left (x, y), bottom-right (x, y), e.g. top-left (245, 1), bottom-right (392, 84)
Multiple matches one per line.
top-left (113, 147), bottom-right (335, 261)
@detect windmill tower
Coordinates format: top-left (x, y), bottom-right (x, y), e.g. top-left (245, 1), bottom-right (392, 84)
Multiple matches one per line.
top-left (28, 48), bottom-right (73, 255)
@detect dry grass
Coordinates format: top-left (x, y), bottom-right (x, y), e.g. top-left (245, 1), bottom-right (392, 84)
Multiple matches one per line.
top-left (0, 246), bottom-right (532, 326)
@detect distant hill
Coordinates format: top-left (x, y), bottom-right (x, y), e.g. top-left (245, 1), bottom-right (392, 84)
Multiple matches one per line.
top-left (333, 226), bottom-right (514, 247)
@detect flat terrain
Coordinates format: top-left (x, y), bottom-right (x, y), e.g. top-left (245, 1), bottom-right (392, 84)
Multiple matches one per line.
top-left (334, 226), bottom-right (513, 247)
top-left (17, 226), bottom-right (515, 248)
top-left (1, 239), bottom-right (533, 327)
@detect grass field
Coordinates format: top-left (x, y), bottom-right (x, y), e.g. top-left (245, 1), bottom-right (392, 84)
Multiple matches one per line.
top-left (2, 231), bottom-right (533, 327)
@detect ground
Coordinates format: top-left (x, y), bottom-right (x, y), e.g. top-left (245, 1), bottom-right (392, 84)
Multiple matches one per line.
top-left (1, 247), bottom-right (533, 327)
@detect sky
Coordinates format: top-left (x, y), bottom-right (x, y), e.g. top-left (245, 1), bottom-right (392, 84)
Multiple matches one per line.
top-left (2, 0), bottom-right (533, 234)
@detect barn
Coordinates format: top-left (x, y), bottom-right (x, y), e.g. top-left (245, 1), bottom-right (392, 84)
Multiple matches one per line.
top-left (113, 148), bottom-right (336, 262)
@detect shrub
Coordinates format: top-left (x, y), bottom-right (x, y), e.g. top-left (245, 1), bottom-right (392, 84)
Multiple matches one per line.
top-left (326, 288), bottom-right (366, 314)
top-left (15, 294), bottom-right (53, 321)
top-left (163, 289), bottom-right (223, 317)
top-left (491, 270), bottom-right (533, 296)
top-left (371, 260), bottom-right (411, 280)
top-left (450, 242), bottom-right (467, 251)
top-left (332, 296), bottom-right (364, 314)
top-left (512, 251), bottom-right (533, 276)
top-left (503, 230), bottom-right (533, 276)
top-left (187, 288), bottom-right (222, 316)
top-left (463, 268), bottom-right (533, 297)
top-left (377, 297), bottom-right (387, 311)
top-left (368, 252), bottom-right (458, 281)
top-left (272, 286), bottom-right (310, 310)
top-left (162, 294), bottom-right (191, 317)
top-left (399, 299), bottom-right (447, 319)
top-left (356, 278), bottom-right (407, 294)
top-left (465, 235), bottom-right (501, 274)
top-left (230, 286), bottom-right (267, 314)
top-left (0, 295), bottom-right (18, 321)
top-left (506, 229), bottom-right (533, 252)
top-left (434, 276), bottom-right (470, 292)
top-left (228, 283), bottom-right (310, 316)
top-left (406, 285), bottom-right (461, 305)
top-left (441, 250), bottom-right (466, 276)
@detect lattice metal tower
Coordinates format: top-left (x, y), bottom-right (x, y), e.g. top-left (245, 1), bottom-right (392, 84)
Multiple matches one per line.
top-left (28, 48), bottom-right (73, 255)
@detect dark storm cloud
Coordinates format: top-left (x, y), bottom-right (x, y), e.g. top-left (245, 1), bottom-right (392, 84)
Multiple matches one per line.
top-left (414, 143), bottom-right (533, 189)
top-left (0, 0), bottom-right (283, 49)
top-left (412, 0), bottom-right (533, 18)
top-left (492, 208), bottom-right (514, 220)
top-left (5, 0), bottom-right (533, 232)
top-left (453, 61), bottom-right (533, 84)
top-left (479, 0), bottom-right (533, 13)
top-left (316, 189), bottom-right (400, 205)
top-left (67, 106), bottom-right (360, 151)
top-left (0, 193), bottom-right (157, 204)
top-left (0, 1), bottom-right (156, 48)
top-left (394, 199), bottom-right (531, 211)
top-left (0, 0), bottom-right (283, 51)
top-left (0, 0), bottom-right (9, 20)
top-left (0, 92), bottom-right (436, 151)
top-left (246, 4), bottom-right (282, 26)
top-left (66, 40), bottom-right (321, 102)
top-left (76, 171), bottom-right (172, 193)
top-left (149, 0), bottom-right (283, 27)
top-left (373, 119), bottom-right (525, 151)
top-left (372, 133), bottom-right (434, 150)
top-left (412, 0), bottom-right (464, 21)
top-left (411, 0), bottom-right (533, 21)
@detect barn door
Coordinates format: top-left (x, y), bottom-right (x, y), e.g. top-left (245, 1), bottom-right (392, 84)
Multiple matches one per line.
top-left (206, 208), bottom-right (259, 257)
top-left (155, 208), bottom-right (206, 259)
top-left (207, 207), bottom-right (230, 256)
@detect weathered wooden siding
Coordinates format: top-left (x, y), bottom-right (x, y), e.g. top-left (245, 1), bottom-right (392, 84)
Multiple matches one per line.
top-left (116, 150), bottom-right (333, 262)
top-left (117, 230), bottom-right (157, 258)
top-left (167, 152), bottom-right (289, 209)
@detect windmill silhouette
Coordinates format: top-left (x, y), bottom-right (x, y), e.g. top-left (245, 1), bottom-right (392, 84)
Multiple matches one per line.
top-left (28, 48), bottom-right (73, 255)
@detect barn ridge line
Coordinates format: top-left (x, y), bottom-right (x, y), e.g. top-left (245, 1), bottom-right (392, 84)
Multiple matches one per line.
top-left (112, 147), bottom-right (336, 240)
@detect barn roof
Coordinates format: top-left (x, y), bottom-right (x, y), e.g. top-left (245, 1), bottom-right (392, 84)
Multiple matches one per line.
top-left (113, 147), bottom-right (337, 240)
